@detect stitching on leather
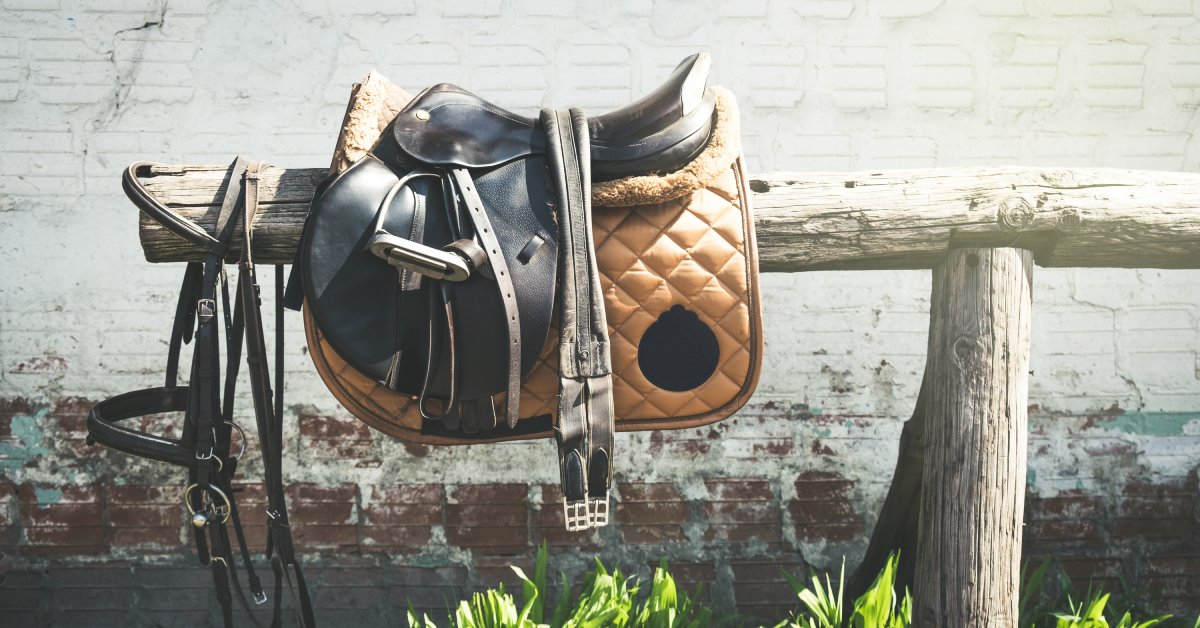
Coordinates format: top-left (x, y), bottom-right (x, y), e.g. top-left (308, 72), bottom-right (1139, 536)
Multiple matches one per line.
top-left (421, 102), bottom-right (534, 128)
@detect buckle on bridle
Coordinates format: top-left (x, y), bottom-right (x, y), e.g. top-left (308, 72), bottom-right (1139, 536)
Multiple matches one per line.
top-left (197, 298), bottom-right (216, 323)
top-left (563, 499), bottom-right (590, 532)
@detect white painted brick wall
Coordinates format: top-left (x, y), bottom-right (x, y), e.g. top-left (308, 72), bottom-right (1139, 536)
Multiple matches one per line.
top-left (1, 1), bottom-right (1198, 498)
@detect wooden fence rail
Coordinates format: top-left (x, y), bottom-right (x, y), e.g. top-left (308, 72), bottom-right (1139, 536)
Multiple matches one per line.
top-left (137, 165), bottom-right (1200, 269)
top-left (132, 163), bottom-right (1200, 626)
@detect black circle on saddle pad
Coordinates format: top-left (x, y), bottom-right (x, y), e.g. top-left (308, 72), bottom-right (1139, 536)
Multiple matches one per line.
top-left (637, 305), bottom-right (720, 392)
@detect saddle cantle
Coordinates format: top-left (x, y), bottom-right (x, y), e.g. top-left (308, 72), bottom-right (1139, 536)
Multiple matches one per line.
top-left (296, 54), bottom-right (763, 530)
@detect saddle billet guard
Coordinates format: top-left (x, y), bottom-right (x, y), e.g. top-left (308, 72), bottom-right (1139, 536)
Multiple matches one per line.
top-left (297, 53), bottom-right (763, 531)
top-left (88, 160), bottom-right (316, 627)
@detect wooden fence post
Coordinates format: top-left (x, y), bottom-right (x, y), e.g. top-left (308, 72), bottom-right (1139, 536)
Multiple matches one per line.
top-left (914, 247), bottom-right (1033, 626)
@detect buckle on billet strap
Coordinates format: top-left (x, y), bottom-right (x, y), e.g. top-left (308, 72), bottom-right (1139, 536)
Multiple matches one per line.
top-left (588, 494), bottom-right (609, 528)
top-left (563, 499), bottom-right (590, 531)
top-left (253, 591), bottom-right (269, 605)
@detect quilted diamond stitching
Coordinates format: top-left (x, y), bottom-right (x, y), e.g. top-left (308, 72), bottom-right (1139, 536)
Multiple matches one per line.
top-left (311, 164), bottom-right (757, 428)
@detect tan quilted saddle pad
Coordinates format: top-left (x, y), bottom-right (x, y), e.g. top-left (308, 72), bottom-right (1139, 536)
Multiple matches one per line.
top-left (305, 72), bottom-right (763, 445)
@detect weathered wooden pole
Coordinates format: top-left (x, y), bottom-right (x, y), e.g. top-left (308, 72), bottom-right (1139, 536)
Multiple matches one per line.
top-left (913, 248), bottom-right (1033, 626)
top-left (132, 165), bottom-right (1200, 269)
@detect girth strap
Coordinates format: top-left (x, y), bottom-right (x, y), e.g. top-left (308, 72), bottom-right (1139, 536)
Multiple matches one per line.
top-left (541, 108), bottom-right (615, 531)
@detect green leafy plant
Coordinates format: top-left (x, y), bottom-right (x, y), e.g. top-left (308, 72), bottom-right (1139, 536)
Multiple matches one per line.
top-left (1050, 588), bottom-right (1172, 628)
top-left (405, 548), bottom-right (1194, 628)
top-left (780, 558), bottom-right (844, 628)
top-left (631, 560), bottom-right (717, 628)
top-left (777, 552), bottom-right (910, 628)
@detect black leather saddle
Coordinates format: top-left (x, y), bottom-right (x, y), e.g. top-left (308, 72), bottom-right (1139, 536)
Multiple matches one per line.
top-left (297, 53), bottom-right (715, 530)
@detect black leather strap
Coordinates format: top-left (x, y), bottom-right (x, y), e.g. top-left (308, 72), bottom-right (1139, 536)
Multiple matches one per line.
top-left (542, 108), bottom-right (616, 530)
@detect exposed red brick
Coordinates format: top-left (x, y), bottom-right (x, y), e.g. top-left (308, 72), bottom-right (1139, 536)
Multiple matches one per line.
top-left (790, 500), bottom-right (857, 525)
top-left (361, 485), bottom-right (444, 552)
top-left (104, 484), bottom-right (183, 551)
top-left (446, 484), bottom-right (528, 554)
top-left (1117, 494), bottom-right (1193, 518)
top-left (1027, 492), bottom-right (1105, 520)
top-left (12, 354), bottom-right (67, 373)
top-left (286, 483), bottom-right (359, 551)
top-left (107, 501), bottom-right (178, 528)
top-left (362, 525), bottom-right (433, 549)
top-left (451, 483), bottom-right (527, 504)
top-left (616, 482), bottom-right (682, 502)
top-left (701, 480), bottom-right (782, 548)
top-left (17, 484), bottom-right (104, 528)
top-left (706, 521), bottom-right (783, 546)
top-left (110, 525), bottom-right (183, 549)
top-left (298, 414), bottom-right (380, 465)
top-left (287, 483), bottom-right (358, 503)
top-left (752, 439), bottom-right (794, 457)
top-left (810, 439), bottom-right (836, 455)
top-left (444, 522), bottom-right (528, 554)
top-left (616, 481), bottom-right (689, 545)
top-left (793, 471), bottom-right (855, 501)
top-left (293, 524), bottom-right (359, 550)
top-left (0, 397), bottom-right (33, 418)
top-left (1026, 519), bottom-right (1105, 543)
top-left (616, 501), bottom-right (690, 525)
top-left (647, 431), bottom-right (712, 456)
top-left (23, 525), bottom-right (107, 555)
top-left (621, 524), bottom-right (688, 544)
top-left (789, 471), bottom-right (863, 541)
top-left (49, 397), bottom-right (91, 436)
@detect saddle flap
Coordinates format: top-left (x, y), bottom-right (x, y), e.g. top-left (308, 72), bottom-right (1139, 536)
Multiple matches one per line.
top-left (391, 84), bottom-right (544, 168)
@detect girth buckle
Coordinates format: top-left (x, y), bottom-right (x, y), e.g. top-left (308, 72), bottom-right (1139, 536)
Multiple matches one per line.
top-left (588, 494), bottom-right (609, 528)
top-left (563, 499), bottom-right (590, 532)
top-left (253, 591), bottom-right (269, 605)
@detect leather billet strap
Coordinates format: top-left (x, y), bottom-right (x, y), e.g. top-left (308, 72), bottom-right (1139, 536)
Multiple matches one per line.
top-left (448, 167), bottom-right (523, 430)
top-left (541, 108), bottom-right (616, 531)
